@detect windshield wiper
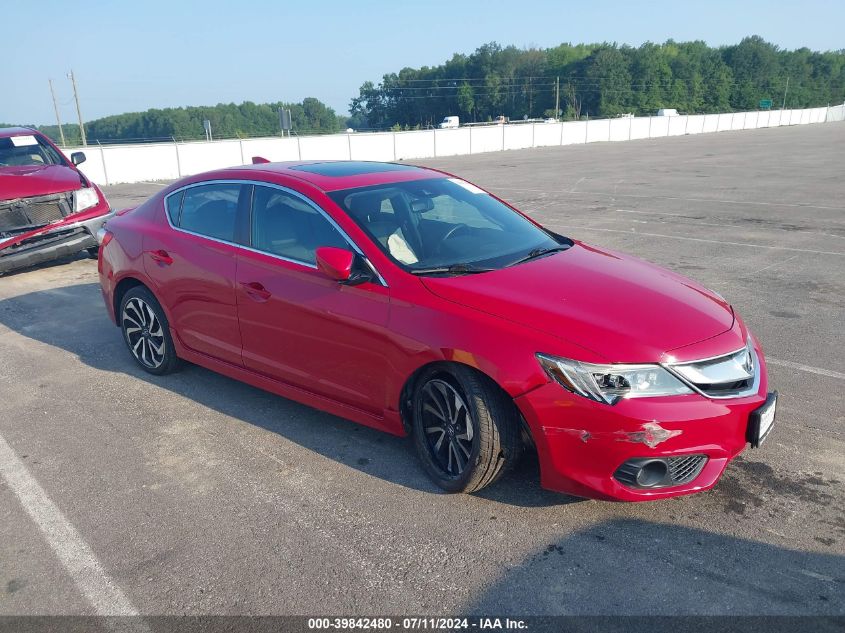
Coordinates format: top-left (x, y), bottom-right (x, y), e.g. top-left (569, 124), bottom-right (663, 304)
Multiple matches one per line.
top-left (409, 263), bottom-right (495, 276)
top-left (507, 245), bottom-right (570, 267)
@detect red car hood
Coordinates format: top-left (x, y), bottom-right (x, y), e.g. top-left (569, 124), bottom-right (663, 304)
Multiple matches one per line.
top-left (420, 242), bottom-right (735, 362)
top-left (0, 164), bottom-right (82, 200)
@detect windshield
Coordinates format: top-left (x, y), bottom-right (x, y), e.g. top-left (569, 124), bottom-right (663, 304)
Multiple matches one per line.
top-left (0, 134), bottom-right (66, 168)
top-left (330, 177), bottom-right (567, 273)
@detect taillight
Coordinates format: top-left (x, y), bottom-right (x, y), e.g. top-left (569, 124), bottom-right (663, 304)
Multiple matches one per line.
top-left (97, 230), bottom-right (113, 274)
top-left (97, 228), bottom-right (114, 248)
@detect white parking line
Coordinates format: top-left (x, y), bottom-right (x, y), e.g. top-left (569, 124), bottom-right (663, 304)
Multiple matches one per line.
top-left (747, 254), bottom-right (800, 275)
top-left (767, 358), bottom-right (845, 381)
top-left (0, 433), bottom-right (140, 616)
top-left (614, 209), bottom-right (845, 241)
top-left (552, 224), bottom-right (845, 257)
top-left (495, 186), bottom-right (845, 212)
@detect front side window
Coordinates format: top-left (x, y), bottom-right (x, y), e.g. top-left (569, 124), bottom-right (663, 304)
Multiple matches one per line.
top-left (177, 183), bottom-right (241, 242)
top-left (251, 185), bottom-right (348, 264)
top-left (0, 134), bottom-right (65, 168)
top-left (329, 178), bottom-right (565, 272)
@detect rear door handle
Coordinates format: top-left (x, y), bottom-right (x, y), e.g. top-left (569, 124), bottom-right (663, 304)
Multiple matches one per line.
top-left (147, 249), bottom-right (173, 266)
top-left (240, 281), bottom-right (271, 301)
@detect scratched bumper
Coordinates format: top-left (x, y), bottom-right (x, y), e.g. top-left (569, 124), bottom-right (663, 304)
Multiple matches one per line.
top-left (514, 361), bottom-right (769, 501)
top-left (0, 208), bottom-right (114, 274)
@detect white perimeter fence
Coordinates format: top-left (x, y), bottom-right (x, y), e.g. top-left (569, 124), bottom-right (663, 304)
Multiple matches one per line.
top-left (72, 104), bottom-right (845, 186)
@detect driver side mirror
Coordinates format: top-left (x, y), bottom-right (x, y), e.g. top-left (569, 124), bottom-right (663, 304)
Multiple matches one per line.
top-left (70, 152), bottom-right (86, 166)
top-left (316, 247), bottom-right (373, 286)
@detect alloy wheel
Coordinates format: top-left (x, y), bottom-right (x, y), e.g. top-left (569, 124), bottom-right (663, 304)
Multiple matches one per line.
top-left (421, 379), bottom-right (474, 477)
top-left (122, 297), bottom-right (166, 369)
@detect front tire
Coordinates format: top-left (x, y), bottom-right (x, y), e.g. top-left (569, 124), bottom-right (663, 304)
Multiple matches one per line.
top-left (412, 365), bottom-right (521, 493)
top-left (119, 286), bottom-right (181, 375)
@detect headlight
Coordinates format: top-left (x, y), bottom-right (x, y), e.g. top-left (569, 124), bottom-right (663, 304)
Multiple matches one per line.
top-left (73, 187), bottom-right (100, 213)
top-left (536, 353), bottom-right (692, 405)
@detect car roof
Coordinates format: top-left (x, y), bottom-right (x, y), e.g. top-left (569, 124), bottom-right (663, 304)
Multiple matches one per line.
top-left (0, 127), bottom-right (41, 139)
top-left (228, 160), bottom-right (447, 192)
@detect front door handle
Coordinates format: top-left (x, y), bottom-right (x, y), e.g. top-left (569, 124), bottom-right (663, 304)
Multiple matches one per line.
top-left (147, 249), bottom-right (173, 266)
top-left (240, 281), bottom-right (271, 301)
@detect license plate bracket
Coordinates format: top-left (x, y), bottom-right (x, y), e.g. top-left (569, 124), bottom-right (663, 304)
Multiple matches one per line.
top-left (747, 391), bottom-right (778, 448)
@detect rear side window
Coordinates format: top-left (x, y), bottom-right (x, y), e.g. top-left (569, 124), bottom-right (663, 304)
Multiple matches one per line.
top-left (178, 183), bottom-right (241, 242)
top-left (165, 190), bottom-right (184, 225)
top-left (251, 185), bottom-right (347, 264)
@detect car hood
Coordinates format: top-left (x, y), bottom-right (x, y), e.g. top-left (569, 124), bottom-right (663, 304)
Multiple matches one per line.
top-left (420, 242), bottom-right (735, 362)
top-left (0, 164), bottom-right (82, 200)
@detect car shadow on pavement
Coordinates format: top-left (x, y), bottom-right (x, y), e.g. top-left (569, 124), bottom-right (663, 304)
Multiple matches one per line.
top-left (466, 518), bottom-right (844, 620)
top-left (0, 251), bottom-right (94, 279)
top-left (0, 281), bottom-right (580, 508)
top-left (466, 518), bottom-right (845, 616)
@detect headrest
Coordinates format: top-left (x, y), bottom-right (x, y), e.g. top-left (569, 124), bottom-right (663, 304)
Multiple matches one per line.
top-left (345, 192), bottom-right (384, 221)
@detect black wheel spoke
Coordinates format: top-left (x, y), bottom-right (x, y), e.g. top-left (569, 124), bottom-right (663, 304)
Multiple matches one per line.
top-left (455, 437), bottom-right (472, 459)
top-left (122, 297), bottom-right (166, 369)
top-left (420, 378), bottom-right (474, 478)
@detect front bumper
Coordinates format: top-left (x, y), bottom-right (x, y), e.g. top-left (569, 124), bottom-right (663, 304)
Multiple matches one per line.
top-left (0, 209), bottom-right (114, 274)
top-left (514, 354), bottom-right (770, 501)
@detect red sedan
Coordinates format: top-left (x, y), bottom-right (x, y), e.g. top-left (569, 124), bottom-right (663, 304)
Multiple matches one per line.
top-left (97, 161), bottom-right (776, 501)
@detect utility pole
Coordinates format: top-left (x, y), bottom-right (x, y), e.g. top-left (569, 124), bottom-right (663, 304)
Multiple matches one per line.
top-left (67, 69), bottom-right (87, 146)
top-left (48, 79), bottom-right (66, 146)
top-left (527, 76), bottom-right (532, 117)
top-left (781, 76), bottom-right (789, 111)
top-left (555, 76), bottom-right (560, 120)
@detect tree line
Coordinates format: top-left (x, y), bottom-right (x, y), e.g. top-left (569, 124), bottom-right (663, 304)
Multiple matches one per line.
top-left (348, 36), bottom-right (845, 129)
top-left (7, 36), bottom-right (844, 145)
top-left (9, 98), bottom-right (344, 146)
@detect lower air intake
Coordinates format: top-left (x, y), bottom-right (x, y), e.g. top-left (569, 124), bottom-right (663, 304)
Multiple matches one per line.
top-left (614, 454), bottom-right (708, 489)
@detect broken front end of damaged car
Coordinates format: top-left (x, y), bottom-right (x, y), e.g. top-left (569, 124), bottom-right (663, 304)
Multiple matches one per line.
top-left (0, 193), bottom-right (112, 274)
top-left (0, 129), bottom-right (113, 274)
top-left (515, 326), bottom-right (773, 501)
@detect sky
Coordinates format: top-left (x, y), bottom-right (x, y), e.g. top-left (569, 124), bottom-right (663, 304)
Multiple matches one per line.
top-left (3, 0), bottom-right (843, 126)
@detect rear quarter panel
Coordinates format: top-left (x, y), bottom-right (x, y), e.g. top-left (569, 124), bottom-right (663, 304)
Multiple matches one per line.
top-left (99, 197), bottom-right (163, 323)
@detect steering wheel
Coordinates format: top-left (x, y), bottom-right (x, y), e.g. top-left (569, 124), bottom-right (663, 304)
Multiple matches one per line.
top-left (436, 223), bottom-right (472, 255)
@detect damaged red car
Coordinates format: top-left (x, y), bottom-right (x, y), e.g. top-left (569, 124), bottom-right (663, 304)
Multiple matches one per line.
top-left (98, 161), bottom-right (776, 501)
top-left (0, 127), bottom-right (112, 274)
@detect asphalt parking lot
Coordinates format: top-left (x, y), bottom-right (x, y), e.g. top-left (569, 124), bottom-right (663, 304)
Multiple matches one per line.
top-left (1, 123), bottom-right (843, 618)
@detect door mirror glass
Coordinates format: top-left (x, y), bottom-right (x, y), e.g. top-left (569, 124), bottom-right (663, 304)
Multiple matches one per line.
top-left (70, 151), bottom-right (86, 166)
top-left (316, 246), bottom-right (355, 282)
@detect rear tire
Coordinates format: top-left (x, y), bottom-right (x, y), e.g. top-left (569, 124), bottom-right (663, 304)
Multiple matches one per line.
top-left (119, 286), bottom-right (181, 375)
top-left (411, 364), bottom-right (521, 493)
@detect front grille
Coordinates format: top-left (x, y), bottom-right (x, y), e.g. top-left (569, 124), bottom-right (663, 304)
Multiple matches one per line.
top-left (0, 193), bottom-right (73, 233)
top-left (614, 454), bottom-right (708, 489)
top-left (695, 379), bottom-right (754, 395)
top-left (668, 344), bottom-right (758, 398)
top-left (27, 199), bottom-right (68, 224)
top-left (0, 207), bottom-right (30, 232)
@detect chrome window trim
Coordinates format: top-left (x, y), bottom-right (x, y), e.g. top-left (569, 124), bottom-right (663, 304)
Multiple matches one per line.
top-left (661, 344), bottom-right (760, 400)
top-left (163, 179), bottom-right (388, 287)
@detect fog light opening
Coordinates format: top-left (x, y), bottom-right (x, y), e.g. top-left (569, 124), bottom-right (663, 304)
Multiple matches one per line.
top-left (636, 460), bottom-right (668, 487)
